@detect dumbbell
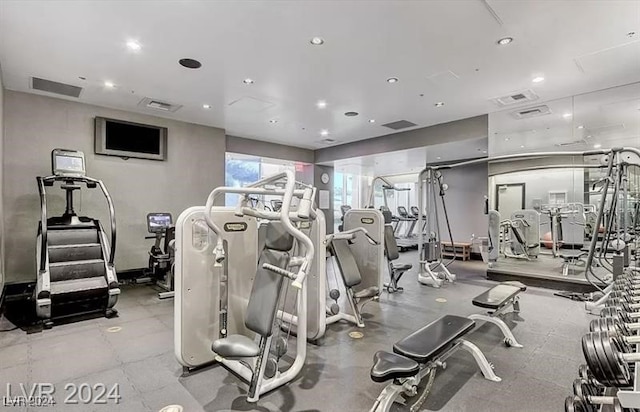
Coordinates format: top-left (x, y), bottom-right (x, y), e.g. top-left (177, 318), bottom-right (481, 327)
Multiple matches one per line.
top-left (565, 394), bottom-right (627, 412)
top-left (582, 331), bottom-right (640, 387)
top-left (600, 306), bottom-right (640, 321)
top-left (611, 283), bottom-right (640, 294)
top-left (610, 290), bottom-right (640, 301)
top-left (613, 279), bottom-right (640, 290)
top-left (605, 297), bottom-right (640, 313)
top-left (589, 317), bottom-right (640, 347)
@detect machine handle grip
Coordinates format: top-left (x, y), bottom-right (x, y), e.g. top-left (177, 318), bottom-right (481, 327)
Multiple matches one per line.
top-left (262, 263), bottom-right (297, 280)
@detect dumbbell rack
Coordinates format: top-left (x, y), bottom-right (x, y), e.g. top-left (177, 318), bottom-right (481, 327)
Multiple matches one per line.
top-left (617, 364), bottom-right (640, 408)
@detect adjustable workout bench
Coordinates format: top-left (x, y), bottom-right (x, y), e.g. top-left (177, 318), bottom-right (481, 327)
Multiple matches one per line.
top-left (369, 315), bottom-right (501, 412)
top-left (469, 281), bottom-right (526, 348)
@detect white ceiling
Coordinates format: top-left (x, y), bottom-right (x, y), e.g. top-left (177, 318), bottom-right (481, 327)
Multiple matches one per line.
top-left (490, 82), bottom-right (640, 154)
top-left (1, 0), bottom-right (639, 149)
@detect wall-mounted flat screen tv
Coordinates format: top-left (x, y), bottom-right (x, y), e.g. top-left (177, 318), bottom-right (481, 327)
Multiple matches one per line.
top-left (95, 117), bottom-right (167, 161)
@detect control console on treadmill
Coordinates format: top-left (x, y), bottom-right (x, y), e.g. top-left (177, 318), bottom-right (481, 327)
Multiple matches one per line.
top-left (51, 148), bottom-right (86, 178)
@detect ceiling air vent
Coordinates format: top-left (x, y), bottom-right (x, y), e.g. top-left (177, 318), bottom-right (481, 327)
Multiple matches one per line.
top-left (491, 89), bottom-right (539, 107)
top-left (381, 120), bottom-right (417, 130)
top-left (315, 138), bottom-right (337, 146)
top-left (138, 97), bottom-right (182, 113)
top-left (31, 77), bottom-right (82, 98)
top-left (510, 105), bottom-right (552, 119)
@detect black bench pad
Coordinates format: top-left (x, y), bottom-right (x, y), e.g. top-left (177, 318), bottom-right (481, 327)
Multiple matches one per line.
top-left (392, 263), bottom-right (413, 271)
top-left (472, 282), bottom-right (526, 310)
top-left (393, 315), bottom-right (475, 363)
top-left (370, 351), bottom-right (420, 383)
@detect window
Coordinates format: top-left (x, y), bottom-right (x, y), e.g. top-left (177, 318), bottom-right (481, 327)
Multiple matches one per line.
top-left (225, 153), bottom-right (302, 207)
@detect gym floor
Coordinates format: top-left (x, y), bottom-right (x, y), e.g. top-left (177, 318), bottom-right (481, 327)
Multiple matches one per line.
top-left (0, 253), bottom-right (590, 412)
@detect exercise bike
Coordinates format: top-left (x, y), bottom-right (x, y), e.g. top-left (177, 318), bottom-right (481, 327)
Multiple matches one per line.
top-left (144, 212), bottom-right (175, 299)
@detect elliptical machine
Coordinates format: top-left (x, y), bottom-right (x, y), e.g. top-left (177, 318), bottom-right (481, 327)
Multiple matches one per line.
top-left (36, 149), bottom-right (119, 327)
top-left (144, 212), bottom-right (175, 299)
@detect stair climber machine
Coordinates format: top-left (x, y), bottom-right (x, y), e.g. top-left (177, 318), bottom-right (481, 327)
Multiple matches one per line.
top-left (36, 149), bottom-right (119, 327)
top-left (417, 167), bottom-right (456, 288)
top-left (175, 170), bottom-right (317, 402)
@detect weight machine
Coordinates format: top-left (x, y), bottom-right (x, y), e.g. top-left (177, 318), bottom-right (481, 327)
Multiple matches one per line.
top-left (417, 168), bottom-right (456, 288)
top-left (175, 170), bottom-right (317, 402)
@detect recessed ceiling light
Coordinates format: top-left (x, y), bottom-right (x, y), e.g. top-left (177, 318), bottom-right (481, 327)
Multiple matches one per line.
top-left (520, 145), bottom-right (525, 148)
top-left (369, 119), bottom-right (376, 123)
top-left (320, 129), bottom-right (329, 137)
top-left (126, 40), bottom-right (141, 51)
top-left (178, 58), bottom-right (202, 69)
top-left (504, 137), bottom-right (510, 141)
top-left (104, 81), bottom-right (115, 88)
top-left (593, 143), bottom-right (602, 149)
top-left (316, 100), bottom-right (327, 109)
top-left (436, 156), bottom-right (442, 160)
top-left (497, 37), bottom-right (513, 45)
top-left (243, 78), bottom-right (254, 84)
top-left (577, 125), bottom-right (584, 129)
top-left (562, 113), bottom-right (572, 118)
top-left (310, 37), bottom-right (324, 45)
top-left (269, 119), bottom-right (278, 124)
top-left (344, 111), bottom-right (359, 117)
top-left (482, 150), bottom-right (488, 154)
top-left (387, 77), bottom-right (399, 83)
top-left (202, 104), bottom-right (211, 109)
top-left (434, 102), bottom-right (445, 107)
top-left (532, 76), bottom-right (545, 83)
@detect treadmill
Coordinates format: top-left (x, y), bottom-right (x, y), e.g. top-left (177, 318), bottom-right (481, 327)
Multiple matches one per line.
top-left (395, 206), bottom-right (419, 251)
top-left (35, 148), bottom-right (119, 327)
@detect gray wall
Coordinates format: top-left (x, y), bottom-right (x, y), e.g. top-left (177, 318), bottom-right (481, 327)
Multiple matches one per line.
top-left (226, 135), bottom-right (315, 164)
top-left (438, 163), bottom-right (488, 247)
top-left (314, 165), bottom-right (334, 234)
top-left (315, 115), bottom-right (487, 163)
top-left (3, 91), bottom-right (225, 283)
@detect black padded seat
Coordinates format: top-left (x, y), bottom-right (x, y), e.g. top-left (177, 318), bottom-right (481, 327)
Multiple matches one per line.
top-left (392, 263), bottom-right (412, 271)
top-left (370, 351), bottom-right (419, 383)
top-left (472, 282), bottom-right (526, 310)
top-left (560, 251), bottom-right (587, 261)
top-left (212, 335), bottom-right (260, 358)
top-left (393, 315), bottom-right (475, 363)
top-left (354, 286), bottom-right (380, 299)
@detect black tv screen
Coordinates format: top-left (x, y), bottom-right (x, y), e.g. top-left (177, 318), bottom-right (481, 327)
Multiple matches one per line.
top-left (95, 117), bottom-right (167, 160)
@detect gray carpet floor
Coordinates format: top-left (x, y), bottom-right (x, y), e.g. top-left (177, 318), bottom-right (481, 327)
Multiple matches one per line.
top-left (0, 254), bottom-right (591, 411)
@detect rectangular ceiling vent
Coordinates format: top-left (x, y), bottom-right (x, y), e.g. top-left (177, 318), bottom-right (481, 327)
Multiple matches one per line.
top-left (31, 77), bottom-right (82, 98)
top-left (138, 97), bottom-right (182, 113)
top-left (381, 120), bottom-right (417, 130)
top-left (491, 89), bottom-right (539, 107)
top-left (316, 138), bottom-right (337, 145)
top-left (510, 105), bottom-right (552, 119)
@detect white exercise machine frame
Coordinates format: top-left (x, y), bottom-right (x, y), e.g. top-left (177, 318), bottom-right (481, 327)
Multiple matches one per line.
top-left (175, 170), bottom-right (316, 402)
